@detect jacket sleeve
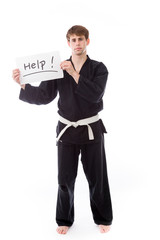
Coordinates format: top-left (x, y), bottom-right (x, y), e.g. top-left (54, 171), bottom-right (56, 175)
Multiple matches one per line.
top-left (19, 79), bottom-right (58, 105)
top-left (75, 62), bottom-right (108, 103)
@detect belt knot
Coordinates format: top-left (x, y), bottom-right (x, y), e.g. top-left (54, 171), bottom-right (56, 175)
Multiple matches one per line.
top-left (56, 114), bottom-right (99, 141)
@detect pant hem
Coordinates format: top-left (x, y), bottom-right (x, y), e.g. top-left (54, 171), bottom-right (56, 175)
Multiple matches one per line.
top-left (95, 221), bottom-right (112, 226)
top-left (57, 222), bottom-right (73, 227)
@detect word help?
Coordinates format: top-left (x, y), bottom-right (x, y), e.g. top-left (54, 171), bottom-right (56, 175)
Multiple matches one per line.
top-left (16, 51), bottom-right (63, 84)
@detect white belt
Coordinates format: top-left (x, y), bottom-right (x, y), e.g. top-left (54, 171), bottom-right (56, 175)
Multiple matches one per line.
top-left (56, 114), bottom-right (99, 141)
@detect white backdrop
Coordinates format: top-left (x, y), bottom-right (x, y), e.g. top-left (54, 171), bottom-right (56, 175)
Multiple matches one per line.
top-left (0, 0), bottom-right (160, 239)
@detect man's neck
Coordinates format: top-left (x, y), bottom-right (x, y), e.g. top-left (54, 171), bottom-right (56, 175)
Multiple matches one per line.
top-left (71, 52), bottom-right (87, 72)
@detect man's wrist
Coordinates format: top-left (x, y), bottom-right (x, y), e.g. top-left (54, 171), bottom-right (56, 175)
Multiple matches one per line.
top-left (21, 84), bottom-right (26, 90)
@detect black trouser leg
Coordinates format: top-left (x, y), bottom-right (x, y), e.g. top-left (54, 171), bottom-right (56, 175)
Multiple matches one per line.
top-left (56, 141), bottom-right (80, 226)
top-left (80, 136), bottom-right (113, 225)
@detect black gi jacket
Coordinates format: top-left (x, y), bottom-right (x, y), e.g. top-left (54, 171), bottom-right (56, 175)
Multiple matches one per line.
top-left (19, 56), bottom-right (108, 144)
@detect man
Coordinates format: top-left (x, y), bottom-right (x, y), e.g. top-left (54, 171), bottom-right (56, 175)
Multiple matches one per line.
top-left (12, 25), bottom-right (113, 234)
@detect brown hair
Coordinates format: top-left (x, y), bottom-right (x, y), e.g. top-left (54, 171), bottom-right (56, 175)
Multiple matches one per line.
top-left (66, 25), bottom-right (89, 41)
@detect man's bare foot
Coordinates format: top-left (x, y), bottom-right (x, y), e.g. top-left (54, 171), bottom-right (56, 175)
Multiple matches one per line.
top-left (99, 225), bottom-right (111, 233)
top-left (56, 226), bottom-right (69, 234)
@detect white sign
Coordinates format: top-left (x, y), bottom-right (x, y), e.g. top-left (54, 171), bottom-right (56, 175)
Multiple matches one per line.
top-left (16, 51), bottom-right (63, 84)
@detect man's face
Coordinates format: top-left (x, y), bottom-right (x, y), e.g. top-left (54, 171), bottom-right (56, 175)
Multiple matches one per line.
top-left (68, 34), bottom-right (90, 56)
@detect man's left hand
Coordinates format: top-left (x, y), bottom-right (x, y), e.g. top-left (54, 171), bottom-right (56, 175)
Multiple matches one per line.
top-left (60, 61), bottom-right (75, 76)
top-left (60, 61), bottom-right (80, 84)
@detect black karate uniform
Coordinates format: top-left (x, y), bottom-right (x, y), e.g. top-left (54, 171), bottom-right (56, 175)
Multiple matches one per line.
top-left (19, 56), bottom-right (113, 226)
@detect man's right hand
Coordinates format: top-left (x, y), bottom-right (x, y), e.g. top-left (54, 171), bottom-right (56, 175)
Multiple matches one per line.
top-left (12, 69), bottom-right (25, 90)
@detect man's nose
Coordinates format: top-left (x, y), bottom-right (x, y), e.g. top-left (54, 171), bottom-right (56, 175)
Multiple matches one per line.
top-left (76, 40), bottom-right (80, 45)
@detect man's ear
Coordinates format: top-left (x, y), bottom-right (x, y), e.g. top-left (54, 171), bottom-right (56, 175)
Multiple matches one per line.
top-left (87, 38), bottom-right (90, 46)
top-left (67, 40), bottom-right (70, 47)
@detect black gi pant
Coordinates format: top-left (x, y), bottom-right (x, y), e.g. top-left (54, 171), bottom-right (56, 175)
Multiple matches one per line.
top-left (56, 135), bottom-right (113, 226)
